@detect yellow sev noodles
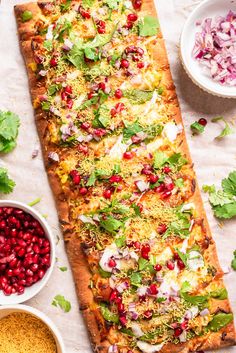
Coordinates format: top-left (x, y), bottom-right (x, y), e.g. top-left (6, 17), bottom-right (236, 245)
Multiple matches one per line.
top-left (0, 312), bottom-right (57, 353)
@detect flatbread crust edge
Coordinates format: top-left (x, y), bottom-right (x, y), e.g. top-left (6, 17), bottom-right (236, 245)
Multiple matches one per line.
top-left (14, 1), bottom-right (236, 352)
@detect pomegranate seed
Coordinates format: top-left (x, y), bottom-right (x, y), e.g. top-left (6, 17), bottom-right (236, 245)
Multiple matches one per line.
top-left (166, 260), bottom-right (175, 270)
top-left (6, 269), bottom-right (13, 277)
top-left (3, 286), bottom-right (12, 296)
top-left (17, 285), bottom-right (25, 294)
top-left (163, 166), bottom-right (171, 174)
top-left (149, 174), bottom-right (159, 183)
top-left (26, 269), bottom-right (34, 277)
top-left (125, 22), bottom-right (133, 30)
top-left (108, 258), bottom-right (116, 268)
top-left (12, 268), bottom-right (21, 276)
top-left (118, 302), bottom-right (125, 312)
top-left (165, 182), bottom-right (174, 191)
top-left (141, 244), bottom-right (150, 260)
top-left (79, 187), bottom-right (88, 195)
top-left (174, 327), bottom-right (183, 337)
top-left (110, 107), bottom-right (117, 117)
top-left (66, 98), bottom-right (73, 109)
top-left (127, 13), bottom-right (138, 22)
top-left (120, 59), bottom-right (130, 69)
top-left (180, 321), bottom-right (188, 330)
top-left (149, 283), bottom-right (158, 295)
top-left (61, 91), bottom-right (67, 101)
top-left (79, 7), bottom-right (91, 19)
top-left (9, 258), bottom-right (17, 268)
top-left (88, 92), bottom-right (95, 99)
top-left (133, 241), bottom-right (140, 249)
top-left (157, 224), bottom-right (167, 235)
top-left (70, 170), bottom-right (81, 185)
top-left (0, 220), bottom-right (6, 229)
top-left (81, 122), bottom-right (91, 130)
top-left (64, 85), bottom-right (72, 94)
top-left (177, 259), bottom-right (185, 270)
top-left (173, 252), bottom-right (180, 260)
top-left (93, 128), bottom-right (106, 138)
top-left (18, 248), bottom-right (25, 257)
top-left (132, 0), bottom-right (142, 10)
top-left (160, 191), bottom-right (172, 199)
top-left (38, 269), bottom-right (45, 279)
top-left (123, 151), bottom-right (134, 159)
top-left (98, 82), bottom-right (106, 91)
top-left (119, 316), bottom-right (127, 326)
top-left (50, 57), bottom-right (58, 67)
top-left (78, 144), bottom-right (88, 154)
top-left (103, 189), bottom-right (112, 199)
top-left (110, 290), bottom-right (118, 302)
top-left (143, 310), bottom-right (152, 319)
top-left (97, 20), bottom-right (106, 34)
top-left (131, 135), bottom-right (141, 144)
top-left (114, 89), bottom-right (123, 99)
top-left (198, 118), bottom-right (207, 126)
top-left (115, 296), bottom-right (122, 305)
top-left (154, 264), bottom-right (162, 271)
top-left (115, 102), bottom-right (125, 113)
top-left (110, 175), bottom-right (122, 183)
top-left (137, 62), bottom-right (145, 69)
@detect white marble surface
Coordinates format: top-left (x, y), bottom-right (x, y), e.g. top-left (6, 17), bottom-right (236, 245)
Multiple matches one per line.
top-left (0, 0), bottom-right (236, 352)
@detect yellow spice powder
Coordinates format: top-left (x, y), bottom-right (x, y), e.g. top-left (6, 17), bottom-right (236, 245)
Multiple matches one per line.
top-left (0, 312), bottom-right (57, 353)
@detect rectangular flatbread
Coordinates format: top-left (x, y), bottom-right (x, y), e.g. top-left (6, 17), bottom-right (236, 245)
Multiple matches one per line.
top-left (15, 1), bottom-right (235, 353)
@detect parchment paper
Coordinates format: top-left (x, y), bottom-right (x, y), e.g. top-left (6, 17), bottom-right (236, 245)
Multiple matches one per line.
top-left (0, 1), bottom-right (236, 352)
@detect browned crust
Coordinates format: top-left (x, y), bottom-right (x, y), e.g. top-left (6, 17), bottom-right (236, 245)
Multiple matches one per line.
top-left (14, 1), bottom-right (235, 353)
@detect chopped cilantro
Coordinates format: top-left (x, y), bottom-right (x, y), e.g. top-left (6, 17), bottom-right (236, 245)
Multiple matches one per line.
top-left (48, 84), bottom-right (61, 96)
top-left (43, 40), bottom-right (53, 51)
top-left (100, 304), bottom-right (119, 323)
top-left (41, 101), bottom-right (51, 111)
top-left (154, 151), bottom-right (187, 171)
top-left (59, 266), bottom-right (68, 272)
top-left (123, 90), bottom-right (154, 104)
top-left (0, 168), bottom-right (15, 194)
top-left (190, 121), bottom-right (205, 135)
top-left (206, 313), bottom-right (233, 332)
top-left (123, 121), bottom-right (142, 142)
top-left (100, 216), bottom-right (123, 233)
top-left (21, 10), bottom-right (33, 22)
top-left (115, 234), bottom-right (126, 247)
top-left (212, 116), bottom-right (234, 139)
top-left (138, 16), bottom-right (159, 37)
top-left (98, 266), bottom-right (111, 278)
top-left (0, 110), bottom-right (20, 153)
top-left (52, 295), bottom-right (71, 312)
top-left (203, 170), bottom-right (236, 219)
top-left (60, 0), bottom-right (72, 12)
top-left (130, 272), bottom-right (142, 287)
top-left (104, 0), bottom-right (119, 9)
top-left (84, 47), bottom-right (101, 61)
top-left (82, 0), bottom-right (95, 6)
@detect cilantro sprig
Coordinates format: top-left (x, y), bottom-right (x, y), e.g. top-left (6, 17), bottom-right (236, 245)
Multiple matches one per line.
top-left (0, 110), bottom-right (20, 153)
top-left (0, 168), bottom-right (15, 194)
top-left (52, 294), bottom-right (71, 312)
top-left (212, 117), bottom-right (234, 139)
top-left (203, 170), bottom-right (236, 219)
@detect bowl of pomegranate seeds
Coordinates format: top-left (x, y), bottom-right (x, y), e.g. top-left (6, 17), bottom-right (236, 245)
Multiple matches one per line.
top-left (0, 200), bottom-right (55, 304)
top-left (180, 0), bottom-right (236, 98)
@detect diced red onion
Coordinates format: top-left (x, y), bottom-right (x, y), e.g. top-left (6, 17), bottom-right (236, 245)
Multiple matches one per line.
top-left (116, 281), bottom-right (129, 293)
top-left (38, 70), bottom-right (48, 76)
top-left (200, 308), bottom-right (210, 316)
top-left (32, 149), bottom-right (39, 159)
top-left (108, 345), bottom-right (118, 353)
top-left (135, 180), bottom-right (150, 192)
top-left (193, 10), bottom-right (236, 86)
top-left (137, 286), bottom-right (147, 296)
top-left (48, 151), bottom-right (59, 162)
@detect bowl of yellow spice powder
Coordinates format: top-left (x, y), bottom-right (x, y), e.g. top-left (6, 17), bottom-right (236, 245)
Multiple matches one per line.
top-left (0, 304), bottom-right (65, 353)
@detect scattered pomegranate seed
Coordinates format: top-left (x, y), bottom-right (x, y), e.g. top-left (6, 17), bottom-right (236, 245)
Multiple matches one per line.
top-left (155, 184), bottom-right (165, 193)
top-left (64, 85), bottom-right (72, 94)
top-left (154, 264), bottom-right (162, 271)
top-left (137, 62), bottom-right (145, 69)
top-left (157, 223), bottom-right (167, 235)
top-left (115, 102), bottom-right (125, 113)
top-left (93, 128), bottom-right (106, 138)
top-left (177, 259), bottom-right (185, 270)
top-left (132, 0), bottom-right (142, 10)
top-left (133, 241), bottom-right (141, 249)
top-left (174, 327), bottom-right (183, 337)
top-left (70, 170), bottom-right (81, 185)
top-left (66, 98), bottom-right (73, 109)
top-left (50, 57), bottom-right (58, 67)
top-left (143, 310), bottom-right (152, 319)
top-left (141, 244), bottom-right (150, 260)
top-left (98, 82), bottom-right (106, 91)
top-left (163, 166), bottom-right (171, 174)
top-left (137, 203), bottom-right (143, 212)
top-left (120, 59), bottom-right (130, 69)
top-left (160, 191), bottom-right (172, 199)
top-left (149, 283), bottom-right (158, 295)
top-left (78, 144), bottom-right (88, 154)
top-left (198, 118), bottom-right (207, 126)
top-left (125, 22), bottom-right (133, 30)
top-left (127, 13), bottom-right (138, 22)
top-left (79, 187), bottom-right (88, 196)
top-left (118, 302), bottom-right (125, 313)
top-left (123, 151), bottom-right (134, 160)
top-left (180, 321), bottom-right (188, 330)
top-left (108, 258), bottom-right (116, 268)
top-left (110, 289), bottom-right (118, 302)
top-left (131, 135), bottom-right (141, 144)
top-left (88, 91), bottom-right (96, 99)
top-left (81, 122), bottom-right (91, 130)
top-left (79, 6), bottom-right (91, 19)
top-left (149, 174), bottom-right (159, 184)
top-left (0, 207), bottom-right (50, 296)
top-left (165, 182), bottom-right (174, 191)
top-left (114, 89), bottom-right (123, 99)
top-left (166, 260), bottom-right (175, 270)
top-left (103, 189), bottom-right (112, 199)
top-left (96, 20), bottom-right (106, 34)
top-left (141, 164), bottom-right (153, 175)
top-left (109, 175), bottom-right (122, 183)
top-left (119, 315), bottom-right (127, 326)
top-left (173, 252), bottom-right (180, 260)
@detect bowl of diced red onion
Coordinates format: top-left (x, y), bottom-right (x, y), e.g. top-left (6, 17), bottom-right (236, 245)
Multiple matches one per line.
top-left (180, 0), bottom-right (236, 98)
top-left (0, 200), bottom-right (55, 304)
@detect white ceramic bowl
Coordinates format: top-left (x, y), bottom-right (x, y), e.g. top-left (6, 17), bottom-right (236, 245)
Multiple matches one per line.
top-left (0, 200), bottom-right (55, 304)
top-left (180, 0), bottom-right (236, 98)
top-left (0, 304), bottom-right (65, 353)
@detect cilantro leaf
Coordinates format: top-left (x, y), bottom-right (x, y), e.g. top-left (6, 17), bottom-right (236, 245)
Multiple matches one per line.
top-left (213, 203), bottom-right (236, 219)
top-left (206, 313), bottom-right (233, 332)
top-left (84, 47), bottom-right (100, 61)
top-left (222, 171), bottom-right (236, 196)
top-left (98, 266), bottom-right (111, 278)
top-left (60, 0), bottom-right (72, 12)
top-left (67, 45), bottom-right (86, 70)
top-left (0, 168), bottom-right (15, 194)
top-left (52, 295), bottom-right (71, 312)
top-left (153, 151), bottom-right (168, 169)
top-left (190, 121), bottom-right (205, 135)
top-left (0, 111), bottom-right (20, 151)
top-left (123, 121), bottom-right (142, 142)
top-left (209, 190), bottom-right (233, 207)
top-left (82, 0), bottom-right (95, 6)
top-left (130, 272), bottom-right (142, 287)
top-left (202, 184), bottom-right (216, 193)
top-left (138, 16), bottom-right (159, 37)
top-left (100, 216), bottom-right (123, 233)
top-left (212, 117), bottom-right (234, 139)
top-left (210, 288), bottom-right (228, 300)
top-left (43, 40), bottom-right (53, 51)
top-left (59, 266), bottom-right (68, 272)
top-left (231, 257), bottom-right (236, 271)
top-left (21, 10), bottom-right (33, 22)
top-left (104, 0), bottom-right (119, 9)
top-left (115, 234), bottom-right (126, 247)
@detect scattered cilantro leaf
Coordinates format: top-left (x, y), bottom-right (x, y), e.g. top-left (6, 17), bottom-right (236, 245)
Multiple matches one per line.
top-left (222, 171), bottom-right (236, 196)
top-left (123, 90), bottom-right (154, 104)
top-left (206, 313), bottom-right (233, 332)
top-left (123, 121), bottom-right (142, 142)
top-left (210, 288), bottom-right (228, 300)
top-left (212, 117), bottom-right (234, 139)
top-left (231, 255), bottom-right (236, 271)
top-left (21, 10), bottom-right (33, 22)
top-left (175, 178), bottom-right (184, 188)
top-left (41, 101), bottom-right (51, 111)
top-left (138, 16), bottom-right (159, 37)
top-left (48, 84), bottom-right (61, 96)
top-left (98, 266), bottom-right (111, 278)
top-left (130, 272), bottom-right (142, 287)
top-left (59, 266), bottom-right (68, 272)
top-left (190, 121), bottom-right (205, 135)
top-left (214, 203), bottom-right (236, 219)
top-left (43, 40), bottom-right (53, 51)
top-left (60, 0), bottom-right (72, 12)
top-left (202, 184), bottom-right (216, 193)
top-left (104, 0), bottom-right (119, 9)
top-left (153, 151), bottom-right (168, 169)
top-left (100, 216), bottom-right (123, 233)
top-left (0, 168), bottom-right (15, 194)
top-left (115, 234), bottom-right (126, 248)
top-left (0, 110), bottom-right (20, 153)
top-left (82, 0), bottom-right (95, 6)
top-left (52, 295), bottom-right (71, 312)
